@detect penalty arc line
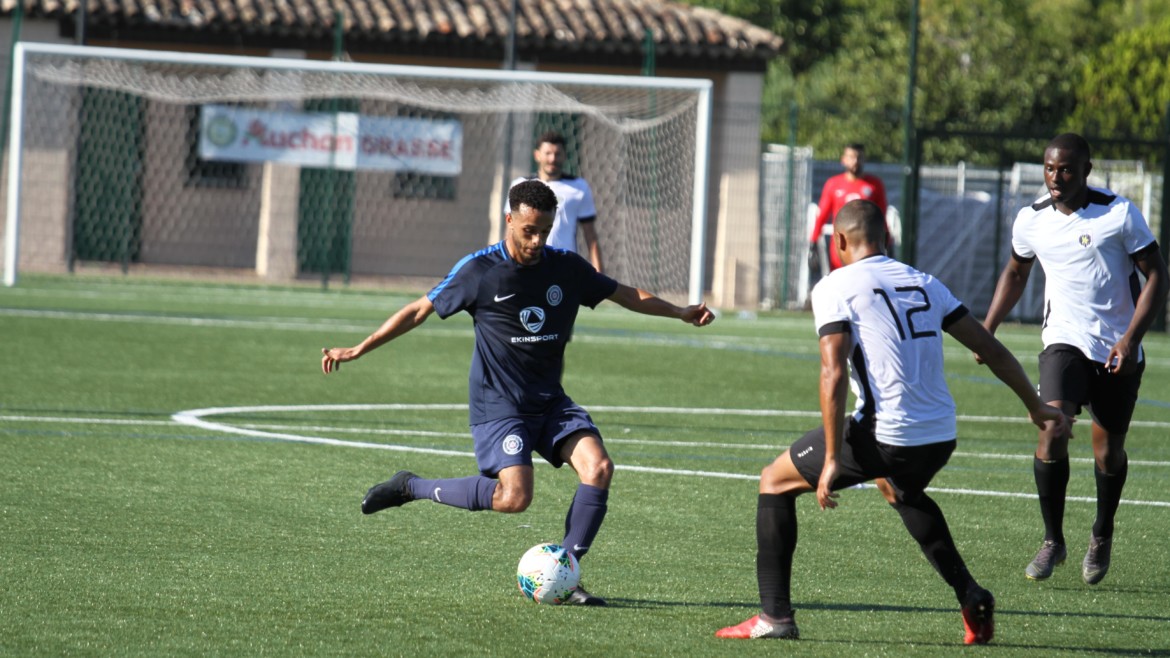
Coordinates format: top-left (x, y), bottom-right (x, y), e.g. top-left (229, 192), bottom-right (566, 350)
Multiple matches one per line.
top-left (10, 412), bottom-right (1166, 467)
top-left (168, 404), bottom-right (1170, 508)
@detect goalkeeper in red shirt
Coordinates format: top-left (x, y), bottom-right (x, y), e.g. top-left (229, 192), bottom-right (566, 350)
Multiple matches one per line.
top-left (810, 143), bottom-right (889, 273)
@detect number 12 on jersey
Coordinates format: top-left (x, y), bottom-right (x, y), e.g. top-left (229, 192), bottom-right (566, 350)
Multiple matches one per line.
top-left (873, 286), bottom-right (937, 340)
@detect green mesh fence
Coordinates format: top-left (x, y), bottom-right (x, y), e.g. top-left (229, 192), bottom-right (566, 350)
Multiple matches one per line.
top-left (72, 88), bottom-right (144, 269)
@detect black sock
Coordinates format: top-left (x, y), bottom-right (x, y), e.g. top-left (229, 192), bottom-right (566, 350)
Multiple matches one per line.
top-left (891, 495), bottom-right (975, 603)
top-left (756, 494), bottom-right (797, 620)
top-left (1092, 455), bottom-right (1128, 539)
top-left (1034, 456), bottom-right (1069, 545)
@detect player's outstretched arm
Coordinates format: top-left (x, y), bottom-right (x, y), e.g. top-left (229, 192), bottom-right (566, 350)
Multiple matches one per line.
top-left (607, 283), bottom-right (714, 326)
top-left (321, 295), bottom-right (435, 374)
top-left (947, 314), bottom-right (1071, 435)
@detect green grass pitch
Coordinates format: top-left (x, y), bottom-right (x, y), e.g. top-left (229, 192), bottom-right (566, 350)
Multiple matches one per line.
top-left (2, 275), bottom-right (1168, 656)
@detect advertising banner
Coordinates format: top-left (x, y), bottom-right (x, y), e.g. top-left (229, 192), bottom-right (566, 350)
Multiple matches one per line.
top-left (199, 105), bottom-right (462, 174)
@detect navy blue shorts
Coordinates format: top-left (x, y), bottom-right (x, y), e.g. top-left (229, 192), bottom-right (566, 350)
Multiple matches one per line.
top-left (789, 418), bottom-right (955, 500)
top-left (1038, 343), bottom-right (1144, 434)
top-left (470, 397), bottom-right (601, 477)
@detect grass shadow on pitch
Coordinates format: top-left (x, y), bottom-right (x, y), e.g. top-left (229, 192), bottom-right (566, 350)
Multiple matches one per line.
top-left (806, 637), bottom-right (1170, 656)
top-left (603, 598), bottom-right (1170, 626)
top-left (605, 599), bottom-right (1170, 655)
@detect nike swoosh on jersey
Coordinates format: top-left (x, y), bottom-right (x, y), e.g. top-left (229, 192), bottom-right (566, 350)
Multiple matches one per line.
top-left (494, 293), bottom-right (516, 302)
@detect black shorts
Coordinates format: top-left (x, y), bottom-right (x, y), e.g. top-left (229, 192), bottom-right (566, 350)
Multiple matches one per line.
top-left (1038, 343), bottom-right (1144, 434)
top-left (789, 418), bottom-right (956, 501)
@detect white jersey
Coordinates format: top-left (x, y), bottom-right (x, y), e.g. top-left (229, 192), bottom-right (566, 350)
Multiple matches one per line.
top-left (507, 175), bottom-right (597, 254)
top-left (1011, 187), bottom-right (1156, 363)
top-left (811, 255), bottom-right (967, 447)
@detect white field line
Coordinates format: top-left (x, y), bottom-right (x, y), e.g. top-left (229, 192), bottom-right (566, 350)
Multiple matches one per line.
top-left (159, 404), bottom-right (1170, 508)
top-left (7, 406), bottom-right (1170, 469)
top-left (4, 407), bottom-right (1168, 506)
top-left (216, 421), bottom-right (1170, 469)
top-left (0, 284), bottom-right (407, 310)
top-left (7, 407), bottom-right (1170, 471)
top-left (12, 306), bottom-right (1170, 367)
top-left (0, 307), bottom-right (773, 349)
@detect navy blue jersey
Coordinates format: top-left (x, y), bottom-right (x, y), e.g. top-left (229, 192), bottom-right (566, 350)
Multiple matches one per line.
top-left (427, 242), bottom-right (618, 423)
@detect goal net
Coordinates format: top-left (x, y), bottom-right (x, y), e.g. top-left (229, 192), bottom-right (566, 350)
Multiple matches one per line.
top-left (3, 43), bottom-right (711, 302)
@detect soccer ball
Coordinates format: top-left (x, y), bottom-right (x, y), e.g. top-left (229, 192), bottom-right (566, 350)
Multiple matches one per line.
top-left (516, 542), bottom-right (580, 605)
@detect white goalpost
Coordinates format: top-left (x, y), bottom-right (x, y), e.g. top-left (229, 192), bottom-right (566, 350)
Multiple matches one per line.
top-left (3, 42), bottom-right (712, 303)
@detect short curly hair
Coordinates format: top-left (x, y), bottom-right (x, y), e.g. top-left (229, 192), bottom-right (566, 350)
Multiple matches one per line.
top-left (508, 179), bottom-right (558, 214)
top-left (536, 130), bottom-right (566, 149)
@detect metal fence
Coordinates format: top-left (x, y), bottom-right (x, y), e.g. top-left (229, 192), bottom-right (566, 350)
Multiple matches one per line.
top-left (761, 144), bottom-right (1166, 322)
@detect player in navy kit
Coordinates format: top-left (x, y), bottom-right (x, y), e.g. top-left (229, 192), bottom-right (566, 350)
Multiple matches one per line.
top-left (715, 200), bottom-right (1069, 644)
top-left (321, 180), bottom-right (714, 605)
top-left (980, 133), bottom-right (1168, 584)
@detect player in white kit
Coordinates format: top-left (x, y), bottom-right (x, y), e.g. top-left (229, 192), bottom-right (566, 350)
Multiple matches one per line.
top-left (716, 200), bottom-right (1069, 645)
top-left (507, 131), bottom-right (603, 272)
top-left (980, 133), bottom-right (1168, 584)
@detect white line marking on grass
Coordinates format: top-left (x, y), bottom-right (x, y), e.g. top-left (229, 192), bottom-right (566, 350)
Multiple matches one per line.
top-left (0, 415), bottom-right (175, 426)
top-left (0, 308), bottom-right (773, 351)
top-left (7, 409), bottom-right (1168, 505)
top-left (617, 464), bottom-right (759, 480)
top-left (847, 482), bottom-right (1170, 508)
top-left (12, 306), bottom-right (1170, 370)
top-left (163, 404), bottom-right (1170, 508)
top-left (5, 409), bottom-right (1169, 469)
top-left (230, 422), bottom-right (1170, 467)
top-left (237, 423), bottom-right (470, 440)
top-left (0, 308), bottom-right (389, 334)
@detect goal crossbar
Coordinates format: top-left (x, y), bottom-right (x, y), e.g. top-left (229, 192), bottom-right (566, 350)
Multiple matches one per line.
top-left (3, 42), bottom-right (712, 303)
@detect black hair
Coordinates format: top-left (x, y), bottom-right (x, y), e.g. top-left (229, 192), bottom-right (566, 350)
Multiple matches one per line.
top-left (1047, 133), bottom-right (1091, 161)
top-left (536, 131), bottom-right (567, 148)
top-left (845, 143), bottom-right (866, 153)
top-left (509, 179), bottom-right (558, 214)
top-left (836, 199), bottom-right (886, 245)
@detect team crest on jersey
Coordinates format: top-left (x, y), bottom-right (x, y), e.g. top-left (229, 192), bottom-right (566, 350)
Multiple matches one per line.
top-left (1079, 233), bottom-right (1092, 247)
top-left (502, 434), bottom-right (524, 455)
top-left (547, 285), bottom-right (563, 306)
top-left (519, 306), bottom-right (546, 333)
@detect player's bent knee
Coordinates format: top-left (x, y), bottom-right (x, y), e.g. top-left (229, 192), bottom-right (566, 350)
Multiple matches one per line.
top-left (759, 464), bottom-right (808, 496)
top-left (1036, 434), bottom-right (1070, 460)
top-left (576, 456), bottom-right (614, 487)
top-left (1095, 448), bottom-right (1127, 475)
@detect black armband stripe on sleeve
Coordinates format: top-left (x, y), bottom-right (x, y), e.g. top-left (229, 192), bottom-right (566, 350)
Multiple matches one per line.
top-left (1131, 241), bottom-right (1160, 261)
top-left (942, 305), bottom-right (970, 331)
top-left (818, 321), bottom-right (851, 337)
top-left (1011, 249), bottom-right (1035, 264)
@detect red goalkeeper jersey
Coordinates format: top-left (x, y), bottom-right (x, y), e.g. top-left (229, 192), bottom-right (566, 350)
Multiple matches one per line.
top-left (811, 173), bottom-right (888, 270)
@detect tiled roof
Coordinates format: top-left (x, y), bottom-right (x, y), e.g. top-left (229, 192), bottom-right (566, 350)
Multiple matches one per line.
top-left (3, 0), bottom-right (783, 69)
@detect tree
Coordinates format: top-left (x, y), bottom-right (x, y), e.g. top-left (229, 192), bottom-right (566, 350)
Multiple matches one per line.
top-left (757, 0), bottom-right (1117, 163)
top-left (729, 0), bottom-right (1163, 161)
top-left (687, 0), bottom-right (846, 75)
top-left (761, 1), bottom-right (908, 160)
top-left (1069, 16), bottom-right (1170, 141)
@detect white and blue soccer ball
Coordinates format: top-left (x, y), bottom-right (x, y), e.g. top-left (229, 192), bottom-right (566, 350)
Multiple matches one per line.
top-left (516, 542), bottom-right (580, 605)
